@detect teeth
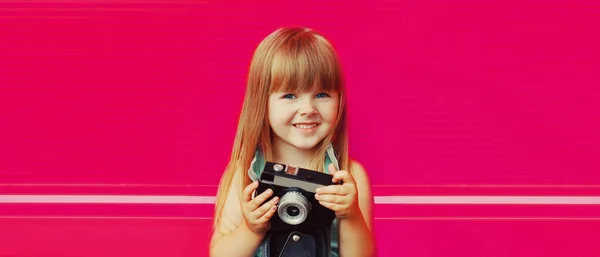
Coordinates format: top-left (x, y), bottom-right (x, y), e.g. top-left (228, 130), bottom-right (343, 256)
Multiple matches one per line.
top-left (295, 124), bottom-right (317, 129)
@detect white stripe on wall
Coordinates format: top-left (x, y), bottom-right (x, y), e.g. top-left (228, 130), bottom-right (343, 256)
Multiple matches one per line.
top-left (375, 196), bottom-right (600, 205)
top-left (0, 195), bottom-right (214, 204)
top-left (1, 195), bottom-right (600, 204)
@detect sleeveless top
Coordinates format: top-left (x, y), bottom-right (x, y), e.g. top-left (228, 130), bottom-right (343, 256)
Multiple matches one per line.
top-left (248, 144), bottom-right (340, 257)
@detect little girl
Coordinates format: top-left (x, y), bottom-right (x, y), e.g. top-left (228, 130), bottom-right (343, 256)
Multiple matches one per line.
top-left (209, 27), bottom-right (375, 257)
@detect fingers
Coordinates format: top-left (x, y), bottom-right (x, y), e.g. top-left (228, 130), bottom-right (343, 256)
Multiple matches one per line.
top-left (318, 201), bottom-right (344, 212)
top-left (328, 163), bottom-right (338, 175)
top-left (248, 188), bottom-right (274, 210)
top-left (242, 181), bottom-right (259, 203)
top-left (328, 164), bottom-right (345, 184)
top-left (315, 193), bottom-right (344, 203)
top-left (255, 197), bottom-right (279, 222)
top-left (252, 196), bottom-right (279, 219)
top-left (316, 184), bottom-right (350, 196)
top-left (316, 169), bottom-right (357, 205)
top-left (332, 169), bottom-right (354, 184)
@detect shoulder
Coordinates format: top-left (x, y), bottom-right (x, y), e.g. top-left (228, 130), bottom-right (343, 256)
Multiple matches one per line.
top-left (349, 159), bottom-right (366, 173)
top-left (349, 159), bottom-right (372, 185)
top-left (348, 158), bottom-right (374, 201)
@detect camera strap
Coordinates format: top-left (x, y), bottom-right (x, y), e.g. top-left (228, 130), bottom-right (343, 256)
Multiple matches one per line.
top-left (260, 227), bottom-right (332, 257)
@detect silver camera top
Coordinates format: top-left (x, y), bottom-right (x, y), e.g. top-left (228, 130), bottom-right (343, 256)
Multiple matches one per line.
top-left (259, 162), bottom-right (334, 194)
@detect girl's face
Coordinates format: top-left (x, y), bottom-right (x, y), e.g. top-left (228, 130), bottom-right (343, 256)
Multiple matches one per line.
top-left (267, 88), bottom-right (339, 151)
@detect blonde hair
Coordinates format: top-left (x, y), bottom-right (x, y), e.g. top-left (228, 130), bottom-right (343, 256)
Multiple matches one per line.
top-left (213, 27), bottom-right (350, 229)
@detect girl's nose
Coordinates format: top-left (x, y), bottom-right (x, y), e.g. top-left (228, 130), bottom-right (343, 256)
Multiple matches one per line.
top-left (299, 99), bottom-right (317, 116)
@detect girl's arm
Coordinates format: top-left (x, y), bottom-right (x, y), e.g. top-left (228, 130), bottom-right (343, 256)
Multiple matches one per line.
top-left (210, 220), bottom-right (265, 257)
top-left (338, 161), bottom-right (376, 257)
top-left (209, 171), bottom-right (265, 257)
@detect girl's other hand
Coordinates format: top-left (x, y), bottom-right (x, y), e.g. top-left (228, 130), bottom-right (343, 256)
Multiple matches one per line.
top-left (315, 163), bottom-right (361, 219)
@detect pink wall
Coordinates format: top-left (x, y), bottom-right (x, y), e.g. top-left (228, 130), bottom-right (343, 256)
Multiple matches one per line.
top-left (1, 0), bottom-right (599, 256)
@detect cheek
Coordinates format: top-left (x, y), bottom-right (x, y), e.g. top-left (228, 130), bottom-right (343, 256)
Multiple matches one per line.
top-left (268, 106), bottom-right (293, 126)
top-left (319, 102), bottom-right (339, 123)
top-left (267, 98), bottom-right (282, 126)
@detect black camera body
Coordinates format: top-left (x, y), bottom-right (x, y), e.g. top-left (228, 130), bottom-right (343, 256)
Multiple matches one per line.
top-left (255, 162), bottom-right (338, 231)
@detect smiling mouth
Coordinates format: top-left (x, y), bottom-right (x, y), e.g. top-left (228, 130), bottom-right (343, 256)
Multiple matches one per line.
top-left (293, 123), bottom-right (318, 129)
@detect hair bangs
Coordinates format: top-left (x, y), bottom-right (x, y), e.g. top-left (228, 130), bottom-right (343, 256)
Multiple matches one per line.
top-left (269, 32), bottom-right (342, 94)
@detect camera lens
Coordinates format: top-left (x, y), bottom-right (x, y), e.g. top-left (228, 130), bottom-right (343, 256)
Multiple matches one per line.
top-left (277, 191), bottom-right (311, 225)
top-left (286, 206), bottom-right (300, 216)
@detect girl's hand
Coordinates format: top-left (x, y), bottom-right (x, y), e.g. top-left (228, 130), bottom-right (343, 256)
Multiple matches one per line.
top-left (241, 181), bottom-right (279, 234)
top-left (315, 163), bottom-right (361, 219)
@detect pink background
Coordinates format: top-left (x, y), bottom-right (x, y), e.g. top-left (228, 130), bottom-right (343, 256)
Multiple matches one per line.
top-left (1, 0), bottom-right (599, 256)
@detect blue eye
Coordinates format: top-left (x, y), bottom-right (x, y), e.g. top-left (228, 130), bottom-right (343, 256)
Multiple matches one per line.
top-left (282, 94), bottom-right (296, 99)
top-left (316, 92), bottom-right (330, 98)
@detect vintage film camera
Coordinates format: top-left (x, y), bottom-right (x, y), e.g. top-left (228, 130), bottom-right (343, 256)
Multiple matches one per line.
top-left (255, 162), bottom-right (338, 230)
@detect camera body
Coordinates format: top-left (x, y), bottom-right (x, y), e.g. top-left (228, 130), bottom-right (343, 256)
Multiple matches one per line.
top-left (255, 162), bottom-right (338, 231)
